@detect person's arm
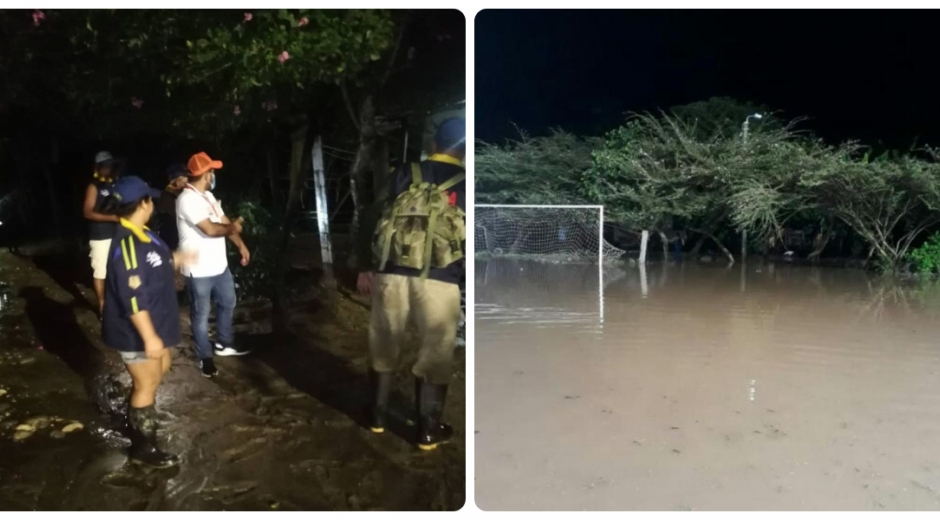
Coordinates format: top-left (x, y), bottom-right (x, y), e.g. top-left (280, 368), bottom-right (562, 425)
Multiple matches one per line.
top-left (221, 215), bottom-right (250, 266)
top-left (179, 192), bottom-right (242, 238)
top-left (172, 250), bottom-right (198, 273)
top-left (195, 218), bottom-right (243, 238)
top-left (83, 184), bottom-right (119, 223)
top-left (130, 311), bottom-right (164, 359)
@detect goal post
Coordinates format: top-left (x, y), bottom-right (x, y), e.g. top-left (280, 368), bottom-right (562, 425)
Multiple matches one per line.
top-left (474, 204), bottom-right (623, 325)
top-left (473, 204), bottom-right (624, 263)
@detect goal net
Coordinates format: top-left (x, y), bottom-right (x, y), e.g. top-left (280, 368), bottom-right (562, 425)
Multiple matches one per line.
top-left (474, 204), bottom-right (624, 262)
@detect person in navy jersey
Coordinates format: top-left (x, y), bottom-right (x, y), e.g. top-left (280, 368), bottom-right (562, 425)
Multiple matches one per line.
top-left (101, 176), bottom-right (195, 468)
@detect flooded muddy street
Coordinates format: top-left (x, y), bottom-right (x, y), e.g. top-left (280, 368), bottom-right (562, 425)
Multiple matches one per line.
top-left (475, 258), bottom-right (940, 511)
top-left (0, 247), bottom-right (465, 511)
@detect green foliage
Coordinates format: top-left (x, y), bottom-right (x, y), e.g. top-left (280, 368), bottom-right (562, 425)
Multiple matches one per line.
top-left (586, 115), bottom-right (713, 230)
top-left (801, 152), bottom-right (940, 270)
top-left (177, 10), bottom-right (394, 95)
top-left (669, 97), bottom-right (777, 140)
top-left (226, 197), bottom-right (295, 301)
top-left (908, 233), bottom-right (940, 275)
top-left (475, 128), bottom-right (600, 205)
top-left (1, 10), bottom-right (395, 138)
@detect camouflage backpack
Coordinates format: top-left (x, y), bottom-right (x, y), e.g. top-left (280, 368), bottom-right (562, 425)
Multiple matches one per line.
top-left (373, 163), bottom-right (465, 278)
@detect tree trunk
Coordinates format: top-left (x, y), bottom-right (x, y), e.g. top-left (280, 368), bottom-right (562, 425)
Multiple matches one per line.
top-left (349, 95), bottom-right (377, 252)
top-left (690, 227), bottom-right (734, 265)
top-left (372, 134), bottom-right (391, 206)
top-left (267, 148), bottom-right (281, 211)
top-left (658, 230), bottom-right (669, 260)
top-left (639, 230), bottom-right (649, 264)
top-left (690, 234), bottom-right (708, 256)
top-left (807, 221), bottom-right (832, 262)
top-left (713, 235), bottom-right (734, 265)
top-left (272, 124), bottom-right (310, 334)
top-left (690, 215), bottom-right (724, 257)
top-left (741, 229), bottom-right (747, 263)
top-left (639, 261), bottom-right (648, 298)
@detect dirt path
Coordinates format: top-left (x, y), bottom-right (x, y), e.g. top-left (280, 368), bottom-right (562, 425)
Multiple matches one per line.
top-left (0, 246), bottom-right (465, 511)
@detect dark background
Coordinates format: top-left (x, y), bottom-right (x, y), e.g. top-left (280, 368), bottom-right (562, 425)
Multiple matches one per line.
top-left (476, 10), bottom-right (940, 148)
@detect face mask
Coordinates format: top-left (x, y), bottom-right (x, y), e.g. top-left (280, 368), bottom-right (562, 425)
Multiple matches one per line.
top-left (209, 174), bottom-right (217, 191)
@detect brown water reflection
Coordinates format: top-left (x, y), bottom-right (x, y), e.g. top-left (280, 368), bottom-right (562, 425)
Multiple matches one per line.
top-left (475, 259), bottom-right (940, 511)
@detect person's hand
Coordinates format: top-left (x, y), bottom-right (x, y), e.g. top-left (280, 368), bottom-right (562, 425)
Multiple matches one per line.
top-left (144, 335), bottom-right (165, 359)
top-left (231, 216), bottom-right (245, 235)
top-left (173, 249), bottom-right (199, 269)
top-left (239, 245), bottom-right (251, 266)
top-left (357, 271), bottom-right (374, 296)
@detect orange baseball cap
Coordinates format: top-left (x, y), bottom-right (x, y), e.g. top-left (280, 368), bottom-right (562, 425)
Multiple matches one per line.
top-left (187, 152), bottom-right (223, 176)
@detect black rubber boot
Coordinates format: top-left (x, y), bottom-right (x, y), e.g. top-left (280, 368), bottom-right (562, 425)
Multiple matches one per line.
top-left (368, 370), bottom-right (392, 433)
top-left (128, 405), bottom-right (180, 469)
top-left (415, 378), bottom-right (453, 451)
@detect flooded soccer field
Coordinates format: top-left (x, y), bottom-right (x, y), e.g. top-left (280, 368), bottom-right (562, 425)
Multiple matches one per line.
top-left (475, 258), bottom-right (940, 511)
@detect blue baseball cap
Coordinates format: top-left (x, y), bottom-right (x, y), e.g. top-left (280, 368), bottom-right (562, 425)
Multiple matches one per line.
top-left (166, 163), bottom-right (189, 181)
top-left (113, 176), bottom-right (161, 204)
top-left (434, 117), bottom-right (465, 152)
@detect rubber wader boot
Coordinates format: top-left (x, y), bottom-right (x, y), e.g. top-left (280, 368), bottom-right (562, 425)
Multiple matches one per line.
top-left (369, 370), bottom-right (393, 433)
top-left (415, 378), bottom-right (453, 451)
top-left (128, 404), bottom-right (180, 468)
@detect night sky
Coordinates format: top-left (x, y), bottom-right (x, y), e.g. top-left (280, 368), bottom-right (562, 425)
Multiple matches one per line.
top-left (476, 10), bottom-right (940, 149)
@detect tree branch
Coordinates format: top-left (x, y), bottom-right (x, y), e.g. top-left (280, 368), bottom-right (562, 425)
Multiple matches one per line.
top-left (378, 15), bottom-right (408, 89)
top-left (340, 81), bottom-right (361, 131)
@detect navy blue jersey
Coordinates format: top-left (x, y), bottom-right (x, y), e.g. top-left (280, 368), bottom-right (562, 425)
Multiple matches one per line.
top-left (89, 179), bottom-right (118, 240)
top-left (102, 220), bottom-right (181, 352)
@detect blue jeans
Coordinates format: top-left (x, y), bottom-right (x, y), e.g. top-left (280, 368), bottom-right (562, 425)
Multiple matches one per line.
top-left (187, 268), bottom-right (236, 360)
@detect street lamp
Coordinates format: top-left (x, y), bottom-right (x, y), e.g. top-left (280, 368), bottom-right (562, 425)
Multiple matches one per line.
top-left (742, 113), bottom-right (763, 143)
top-left (739, 113), bottom-right (763, 263)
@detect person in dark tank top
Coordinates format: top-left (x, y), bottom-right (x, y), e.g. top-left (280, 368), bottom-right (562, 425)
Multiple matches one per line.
top-left (83, 151), bottom-right (121, 317)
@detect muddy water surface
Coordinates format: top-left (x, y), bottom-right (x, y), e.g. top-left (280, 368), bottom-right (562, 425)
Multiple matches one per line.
top-left (476, 258), bottom-right (940, 511)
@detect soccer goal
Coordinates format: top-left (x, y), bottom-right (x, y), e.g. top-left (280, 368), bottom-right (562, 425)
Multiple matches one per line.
top-left (474, 204), bottom-right (623, 325)
top-left (474, 204), bottom-right (624, 263)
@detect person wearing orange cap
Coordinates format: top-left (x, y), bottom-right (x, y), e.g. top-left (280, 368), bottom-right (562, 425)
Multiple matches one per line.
top-left (176, 152), bottom-right (251, 378)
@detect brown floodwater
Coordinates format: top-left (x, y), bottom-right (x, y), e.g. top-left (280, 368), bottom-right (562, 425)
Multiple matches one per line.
top-left (475, 258), bottom-right (940, 511)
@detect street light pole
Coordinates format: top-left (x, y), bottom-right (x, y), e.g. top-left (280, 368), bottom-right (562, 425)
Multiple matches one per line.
top-left (740, 113), bottom-right (763, 263)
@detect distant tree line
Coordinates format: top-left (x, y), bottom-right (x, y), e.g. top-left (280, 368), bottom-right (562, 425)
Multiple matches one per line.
top-left (477, 97), bottom-right (940, 272)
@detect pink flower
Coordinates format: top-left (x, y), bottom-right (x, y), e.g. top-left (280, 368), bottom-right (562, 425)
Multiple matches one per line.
top-left (131, 97), bottom-right (143, 109)
top-left (233, 105), bottom-right (241, 116)
top-left (244, 12), bottom-right (253, 22)
top-left (32, 10), bottom-right (45, 27)
top-left (277, 51), bottom-right (290, 64)
top-left (298, 17), bottom-right (309, 27)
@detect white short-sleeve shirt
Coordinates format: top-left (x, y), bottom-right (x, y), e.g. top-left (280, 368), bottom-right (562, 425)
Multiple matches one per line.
top-left (176, 186), bottom-right (229, 278)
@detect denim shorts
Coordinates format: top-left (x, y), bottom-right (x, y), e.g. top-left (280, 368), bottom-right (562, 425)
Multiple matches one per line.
top-left (119, 348), bottom-right (173, 365)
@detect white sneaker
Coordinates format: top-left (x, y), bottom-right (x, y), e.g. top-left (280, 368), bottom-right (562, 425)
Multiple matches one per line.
top-left (213, 343), bottom-right (249, 357)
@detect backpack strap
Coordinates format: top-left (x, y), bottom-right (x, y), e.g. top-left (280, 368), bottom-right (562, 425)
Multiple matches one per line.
top-left (378, 224), bottom-right (396, 271)
top-left (411, 163), bottom-right (423, 186)
top-left (437, 172), bottom-right (465, 192)
top-left (421, 206), bottom-right (440, 279)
